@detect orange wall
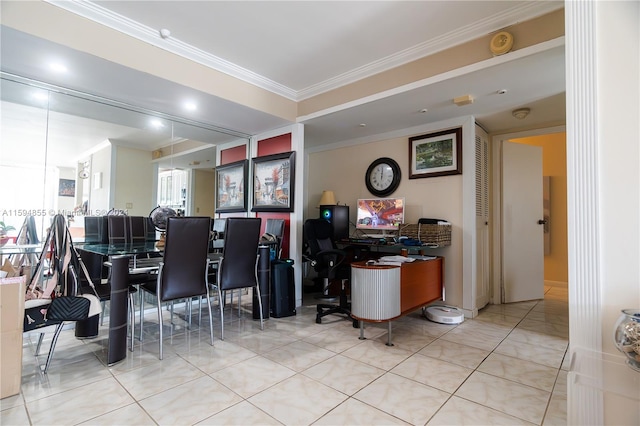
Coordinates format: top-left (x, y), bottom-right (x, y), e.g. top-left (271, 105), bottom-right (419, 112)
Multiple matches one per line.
top-left (512, 133), bottom-right (567, 283)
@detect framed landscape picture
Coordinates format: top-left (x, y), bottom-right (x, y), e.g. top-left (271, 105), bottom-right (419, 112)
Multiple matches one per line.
top-left (58, 179), bottom-right (76, 197)
top-left (409, 127), bottom-right (462, 179)
top-left (252, 151), bottom-right (295, 212)
top-left (215, 159), bottom-right (248, 213)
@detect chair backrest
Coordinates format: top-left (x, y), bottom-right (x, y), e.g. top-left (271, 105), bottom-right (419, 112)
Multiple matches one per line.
top-left (17, 216), bottom-right (40, 244)
top-left (160, 216), bottom-right (210, 301)
top-left (219, 217), bottom-right (261, 291)
top-left (304, 218), bottom-right (336, 257)
top-left (146, 217), bottom-right (157, 241)
top-left (265, 218), bottom-right (285, 239)
top-left (265, 218), bottom-right (285, 258)
top-left (108, 216), bottom-right (129, 245)
top-left (84, 216), bottom-right (108, 244)
top-left (128, 216), bottom-right (148, 243)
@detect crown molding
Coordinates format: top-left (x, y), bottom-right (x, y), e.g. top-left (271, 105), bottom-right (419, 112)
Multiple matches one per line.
top-left (46, 0), bottom-right (298, 100)
top-left (297, 2), bottom-right (562, 99)
top-left (46, 1), bottom-right (562, 102)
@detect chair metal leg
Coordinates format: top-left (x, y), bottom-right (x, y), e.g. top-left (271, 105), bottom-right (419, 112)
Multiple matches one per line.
top-left (157, 295), bottom-right (164, 360)
top-left (204, 293), bottom-right (214, 346)
top-left (140, 293), bottom-right (145, 342)
top-left (128, 292), bottom-right (135, 352)
top-left (35, 333), bottom-right (45, 356)
top-left (255, 284), bottom-right (264, 331)
top-left (216, 286), bottom-right (226, 340)
top-left (43, 322), bottom-right (65, 374)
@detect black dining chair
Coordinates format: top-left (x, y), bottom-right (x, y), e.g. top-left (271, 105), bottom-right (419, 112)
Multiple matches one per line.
top-left (139, 216), bottom-right (213, 359)
top-left (214, 217), bottom-right (263, 340)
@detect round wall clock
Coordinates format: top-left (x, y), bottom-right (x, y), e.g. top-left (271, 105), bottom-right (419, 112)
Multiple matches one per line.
top-left (365, 157), bottom-right (401, 197)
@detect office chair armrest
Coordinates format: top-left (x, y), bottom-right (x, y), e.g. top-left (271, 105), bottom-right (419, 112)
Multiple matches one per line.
top-left (316, 248), bottom-right (346, 263)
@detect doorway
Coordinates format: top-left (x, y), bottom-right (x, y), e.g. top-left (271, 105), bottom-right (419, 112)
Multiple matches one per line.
top-left (491, 128), bottom-right (568, 304)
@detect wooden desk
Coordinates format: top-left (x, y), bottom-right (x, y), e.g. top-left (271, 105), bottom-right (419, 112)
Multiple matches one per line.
top-left (350, 257), bottom-right (443, 345)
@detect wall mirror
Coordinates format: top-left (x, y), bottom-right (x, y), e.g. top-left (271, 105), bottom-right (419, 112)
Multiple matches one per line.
top-left (0, 74), bottom-right (250, 240)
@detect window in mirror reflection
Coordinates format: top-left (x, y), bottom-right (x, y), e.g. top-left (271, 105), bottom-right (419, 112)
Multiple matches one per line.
top-left (158, 169), bottom-right (187, 214)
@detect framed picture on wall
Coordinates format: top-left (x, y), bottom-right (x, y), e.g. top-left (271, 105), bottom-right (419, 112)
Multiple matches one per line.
top-left (58, 179), bottom-right (76, 197)
top-left (409, 127), bottom-right (462, 179)
top-left (252, 151), bottom-right (295, 212)
top-left (215, 159), bottom-right (248, 213)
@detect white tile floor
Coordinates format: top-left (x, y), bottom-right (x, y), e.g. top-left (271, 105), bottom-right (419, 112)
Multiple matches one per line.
top-left (1, 285), bottom-right (568, 425)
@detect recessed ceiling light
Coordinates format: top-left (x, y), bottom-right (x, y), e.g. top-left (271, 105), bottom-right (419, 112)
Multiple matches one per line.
top-left (32, 92), bottom-right (49, 102)
top-left (497, 89), bottom-right (508, 95)
top-left (420, 108), bottom-right (428, 113)
top-left (359, 123), bottom-right (366, 127)
top-left (183, 101), bottom-right (197, 111)
top-left (150, 119), bottom-right (165, 128)
top-left (48, 62), bottom-right (68, 73)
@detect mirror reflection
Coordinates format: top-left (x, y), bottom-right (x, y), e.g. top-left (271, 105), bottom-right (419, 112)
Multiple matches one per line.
top-left (0, 75), bottom-right (250, 242)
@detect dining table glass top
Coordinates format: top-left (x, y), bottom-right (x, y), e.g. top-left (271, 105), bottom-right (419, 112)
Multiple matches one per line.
top-left (77, 241), bottom-right (162, 257)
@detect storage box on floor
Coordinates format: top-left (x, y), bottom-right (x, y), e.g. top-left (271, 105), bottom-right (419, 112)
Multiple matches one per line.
top-left (0, 276), bottom-right (26, 399)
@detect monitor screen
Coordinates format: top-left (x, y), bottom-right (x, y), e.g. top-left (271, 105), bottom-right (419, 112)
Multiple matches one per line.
top-left (356, 198), bottom-right (405, 231)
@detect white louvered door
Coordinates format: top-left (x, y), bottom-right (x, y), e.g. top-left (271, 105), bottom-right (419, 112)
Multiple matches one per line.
top-left (475, 125), bottom-right (490, 309)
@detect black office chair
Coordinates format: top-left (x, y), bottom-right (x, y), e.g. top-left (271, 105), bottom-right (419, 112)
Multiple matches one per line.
top-left (139, 216), bottom-right (214, 359)
top-left (214, 217), bottom-right (263, 340)
top-left (265, 218), bottom-right (285, 259)
top-left (303, 218), bottom-right (353, 324)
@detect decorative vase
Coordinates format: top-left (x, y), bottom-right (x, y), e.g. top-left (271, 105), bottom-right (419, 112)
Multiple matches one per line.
top-left (613, 309), bottom-right (640, 372)
top-left (0, 235), bottom-right (9, 247)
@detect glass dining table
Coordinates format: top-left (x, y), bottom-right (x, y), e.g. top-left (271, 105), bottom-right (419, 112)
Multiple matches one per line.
top-left (77, 242), bottom-right (163, 365)
top-left (76, 242), bottom-right (223, 365)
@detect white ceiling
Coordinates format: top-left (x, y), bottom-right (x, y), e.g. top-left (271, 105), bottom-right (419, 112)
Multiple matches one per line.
top-left (0, 0), bottom-right (566, 169)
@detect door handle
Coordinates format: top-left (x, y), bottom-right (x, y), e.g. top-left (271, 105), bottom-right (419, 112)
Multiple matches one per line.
top-left (537, 219), bottom-right (547, 225)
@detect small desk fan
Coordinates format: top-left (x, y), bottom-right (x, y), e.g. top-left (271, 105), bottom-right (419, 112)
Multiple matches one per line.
top-left (149, 206), bottom-right (177, 249)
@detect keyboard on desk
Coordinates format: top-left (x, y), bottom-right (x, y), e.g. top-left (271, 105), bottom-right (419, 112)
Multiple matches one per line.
top-left (345, 238), bottom-right (381, 245)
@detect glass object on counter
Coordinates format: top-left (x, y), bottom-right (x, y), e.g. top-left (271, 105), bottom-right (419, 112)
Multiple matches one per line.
top-left (613, 308), bottom-right (640, 372)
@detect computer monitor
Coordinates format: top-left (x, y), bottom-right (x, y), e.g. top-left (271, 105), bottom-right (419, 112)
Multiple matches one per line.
top-left (355, 197), bottom-right (405, 234)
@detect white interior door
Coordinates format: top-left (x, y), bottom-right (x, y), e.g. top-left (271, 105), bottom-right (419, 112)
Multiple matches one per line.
top-left (475, 128), bottom-right (490, 309)
top-left (502, 142), bottom-right (544, 303)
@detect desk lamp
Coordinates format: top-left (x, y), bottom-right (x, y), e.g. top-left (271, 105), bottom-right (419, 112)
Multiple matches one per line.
top-left (318, 190), bottom-right (336, 206)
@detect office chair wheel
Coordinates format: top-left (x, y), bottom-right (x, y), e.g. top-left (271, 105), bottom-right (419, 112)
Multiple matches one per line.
top-left (352, 319), bottom-right (359, 328)
top-left (316, 315), bottom-right (322, 324)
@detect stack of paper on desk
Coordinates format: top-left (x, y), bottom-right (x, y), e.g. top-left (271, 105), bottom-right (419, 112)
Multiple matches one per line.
top-left (378, 255), bottom-right (415, 263)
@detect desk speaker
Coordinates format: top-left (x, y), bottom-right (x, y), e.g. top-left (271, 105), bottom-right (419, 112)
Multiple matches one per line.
top-left (319, 205), bottom-right (349, 241)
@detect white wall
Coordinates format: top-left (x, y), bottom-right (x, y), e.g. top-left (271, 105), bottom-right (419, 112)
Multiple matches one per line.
top-left (595, 0), bottom-right (640, 357)
top-left (89, 143), bottom-right (111, 214)
top-left (193, 169), bottom-right (215, 217)
top-left (567, 1), bottom-right (639, 424)
top-left (112, 145), bottom-right (154, 216)
top-left (306, 117), bottom-right (474, 309)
